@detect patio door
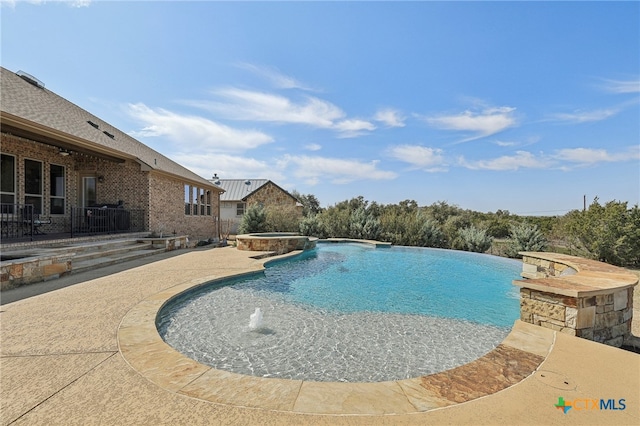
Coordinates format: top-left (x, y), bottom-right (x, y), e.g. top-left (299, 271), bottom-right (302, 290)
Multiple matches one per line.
top-left (81, 176), bottom-right (97, 207)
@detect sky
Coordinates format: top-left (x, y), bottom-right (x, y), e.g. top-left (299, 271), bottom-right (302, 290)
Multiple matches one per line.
top-left (1, 1), bottom-right (639, 215)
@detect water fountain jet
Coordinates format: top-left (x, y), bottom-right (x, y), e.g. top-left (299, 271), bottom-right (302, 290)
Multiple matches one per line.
top-left (248, 307), bottom-right (263, 330)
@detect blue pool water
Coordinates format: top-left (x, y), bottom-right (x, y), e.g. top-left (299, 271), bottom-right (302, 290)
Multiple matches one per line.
top-left (159, 243), bottom-right (522, 382)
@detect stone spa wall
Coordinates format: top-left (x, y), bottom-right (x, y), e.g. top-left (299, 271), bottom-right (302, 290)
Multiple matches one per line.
top-left (236, 233), bottom-right (317, 254)
top-left (514, 252), bottom-right (638, 347)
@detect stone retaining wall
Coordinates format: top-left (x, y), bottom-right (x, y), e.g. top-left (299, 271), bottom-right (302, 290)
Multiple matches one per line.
top-left (514, 252), bottom-right (637, 347)
top-left (1, 254), bottom-right (72, 290)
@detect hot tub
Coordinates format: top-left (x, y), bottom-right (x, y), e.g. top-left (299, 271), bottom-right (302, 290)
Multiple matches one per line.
top-left (235, 232), bottom-right (317, 253)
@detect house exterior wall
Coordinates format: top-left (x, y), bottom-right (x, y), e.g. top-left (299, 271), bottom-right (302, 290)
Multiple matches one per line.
top-left (148, 173), bottom-right (219, 241)
top-left (218, 182), bottom-right (302, 235)
top-left (219, 202), bottom-right (242, 235)
top-left (2, 133), bottom-right (79, 233)
top-left (1, 134), bottom-right (220, 241)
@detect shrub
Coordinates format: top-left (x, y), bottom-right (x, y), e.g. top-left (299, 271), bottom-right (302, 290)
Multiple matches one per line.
top-left (506, 223), bottom-right (547, 257)
top-left (238, 204), bottom-right (267, 234)
top-left (458, 226), bottom-right (493, 253)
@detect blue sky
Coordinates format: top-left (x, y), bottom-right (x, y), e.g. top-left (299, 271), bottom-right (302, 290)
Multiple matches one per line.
top-left (2, 1), bottom-right (639, 214)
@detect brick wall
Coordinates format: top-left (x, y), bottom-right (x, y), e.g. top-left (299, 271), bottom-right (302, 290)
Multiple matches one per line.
top-left (148, 173), bottom-right (220, 241)
top-left (1, 133), bottom-right (220, 241)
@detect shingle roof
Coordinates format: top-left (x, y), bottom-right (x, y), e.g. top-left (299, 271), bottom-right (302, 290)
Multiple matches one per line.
top-left (213, 179), bottom-right (270, 201)
top-left (0, 67), bottom-right (217, 189)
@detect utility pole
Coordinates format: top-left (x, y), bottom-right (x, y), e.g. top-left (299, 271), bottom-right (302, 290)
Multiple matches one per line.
top-left (583, 195), bottom-right (586, 211)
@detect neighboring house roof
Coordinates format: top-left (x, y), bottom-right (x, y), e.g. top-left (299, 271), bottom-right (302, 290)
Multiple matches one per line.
top-left (0, 67), bottom-right (218, 190)
top-left (212, 179), bottom-right (299, 203)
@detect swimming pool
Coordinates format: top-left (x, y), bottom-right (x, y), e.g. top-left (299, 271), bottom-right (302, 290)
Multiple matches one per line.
top-left (158, 243), bottom-right (521, 382)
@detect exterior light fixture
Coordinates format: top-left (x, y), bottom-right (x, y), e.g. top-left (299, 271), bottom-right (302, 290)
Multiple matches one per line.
top-left (59, 148), bottom-right (71, 156)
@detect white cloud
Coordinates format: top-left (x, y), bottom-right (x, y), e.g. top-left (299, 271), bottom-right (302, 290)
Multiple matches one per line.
top-left (190, 88), bottom-right (344, 128)
top-left (425, 106), bottom-right (517, 142)
top-left (387, 145), bottom-right (447, 172)
top-left (235, 62), bottom-right (315, 91)
top-left (126, 103), bottom-right (273, 152)
top-left (553, 146), bottom-right (640, 164)
top-left (601, 78), bottom-right (640, 94)
top-left (374, 108), bottom-right (406, 127)
top-left (333, 119), bottom-right (376, 138)
top-left (493, 140), bottom-right (517, 147)
top-left (281, 155), bottom-right (397, 185)
top-left (305, 143), bottom-right (322, 151)
top-left (188, 88), bottom-right (377, 138)
top-left (459, 151), bottom-right (547, 171)
top-left (548, 108), bottom-right (619, 123)
top-left (172, 153), bottom-right (286, 183)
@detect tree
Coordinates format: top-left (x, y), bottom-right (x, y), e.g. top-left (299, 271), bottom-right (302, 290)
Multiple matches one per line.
top-left (290, 191), bottom-right (322, 217)
top-left (562, 198), bottom-right (640, 266)
top-left (238, 204), bottom-right (267, 234)
top-left (506, 223), bottom-right (547, 257)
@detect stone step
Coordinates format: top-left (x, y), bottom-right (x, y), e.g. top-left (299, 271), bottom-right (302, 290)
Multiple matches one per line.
top-left (71, 247), bottom-right (168, 275)
top-left (71, 242), bottom-right (154, 262)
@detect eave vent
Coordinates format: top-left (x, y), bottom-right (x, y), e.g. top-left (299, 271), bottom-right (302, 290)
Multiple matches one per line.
top-left (87, 120), bottom-right (99, 129)
top-left (16, 70), bottom-right (45, 89)
top-left (103, 131), bottom-right (115, 139)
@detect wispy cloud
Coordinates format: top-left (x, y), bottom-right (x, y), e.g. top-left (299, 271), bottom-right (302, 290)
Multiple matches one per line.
top-left (459, 145), bottom-right (640, 171)
top-left (459, 150), bottom-right (546, 171)
top-left (553, 146), bottom-right (640, 164)
top-left (0, 0), bottom-right (90, 7)
top-left (126, 103), bottom-right (273, 152)
top-left (172, 153), bottom-right (286, 183)
top-left (187, 88), bottom-right (342, 128)
top-left (304, 143), bottom-right (322, 151)
top-left (333, 119), bottom-right (376, 138)
top-left (546, 108), bottom-right (619, 124)
top-left (280, 155), bottom-right (397, 185)
top-left (387, 144), bottom-right (447, 172)
top-left (374, 108), bottom-right (406, 128)
top-left (423, 106), bottom-right (518, 143)
top-left (600, 78), bottom-right (640, 94)
top-left (236, 63), bottom-right (316, 91)
top-left (187, 88), bottom-right (375, 138)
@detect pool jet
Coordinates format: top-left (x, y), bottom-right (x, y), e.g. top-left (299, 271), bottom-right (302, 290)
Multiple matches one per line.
top-left (248, 307), bottom-right (263, 330)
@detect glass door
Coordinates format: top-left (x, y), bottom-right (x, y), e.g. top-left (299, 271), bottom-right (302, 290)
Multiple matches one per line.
top-left (82, 176), bottom-right (96, 207)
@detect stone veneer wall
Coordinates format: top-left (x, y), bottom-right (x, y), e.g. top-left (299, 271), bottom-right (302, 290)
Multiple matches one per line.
top-left (236, 234), bottom-right (317, 254)
top-left (1, 254), bottom-right (72, 290)
top-left (515, 253), bottom-right (637, 347)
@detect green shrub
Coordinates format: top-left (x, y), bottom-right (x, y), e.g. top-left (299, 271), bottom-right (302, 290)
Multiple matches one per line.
top-left (506, 223), bottom-right (547, 257)
top-left (458, 226), bottom-right (493, 253)
top-left (238, 204), bottom-right (267, 234)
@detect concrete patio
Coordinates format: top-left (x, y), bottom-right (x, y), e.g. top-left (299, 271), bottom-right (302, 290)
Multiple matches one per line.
top-left (1, 246), bottom-right (638, 425)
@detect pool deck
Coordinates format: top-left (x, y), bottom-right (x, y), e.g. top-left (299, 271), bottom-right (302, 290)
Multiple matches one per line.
top-left (1, 246), bottom-right (638, 425)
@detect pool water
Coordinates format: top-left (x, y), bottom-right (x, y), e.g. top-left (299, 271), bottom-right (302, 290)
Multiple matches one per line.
top-left (158, 243), bottom-right (522, 382)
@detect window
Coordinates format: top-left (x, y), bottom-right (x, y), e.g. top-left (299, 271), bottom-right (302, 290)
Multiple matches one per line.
top-left (184, 184), bottom-right (191, 215)
top-left (192, 187), bottom-right (199, 215)
top-left (24, 159), bottom-right (43, 214)
top-left (1, 154), bottom-right (15, 208)
top-left (206, 190), bottom-right (212, 216)
top-left (236, 202), bottom-right (246, 216)
top-left (50, 164), bottom-right (65, 214)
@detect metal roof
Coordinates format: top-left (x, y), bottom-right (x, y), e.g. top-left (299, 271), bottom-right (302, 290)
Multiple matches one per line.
top-left (0, 67), bottom-right (218, 190)
top-left (213, 179), bottom-right (270, 201)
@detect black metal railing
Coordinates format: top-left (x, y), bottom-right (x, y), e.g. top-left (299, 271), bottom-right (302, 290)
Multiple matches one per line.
top-left (71, 206), bottom-right (145, 237)
top-left (1, 203), bottom-right (35, 240)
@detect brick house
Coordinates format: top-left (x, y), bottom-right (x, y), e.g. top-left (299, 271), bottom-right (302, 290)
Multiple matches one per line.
top-left (1, 67), bottom-right (223, 242)
top-left (211, 176), bottom-right (302, 234)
